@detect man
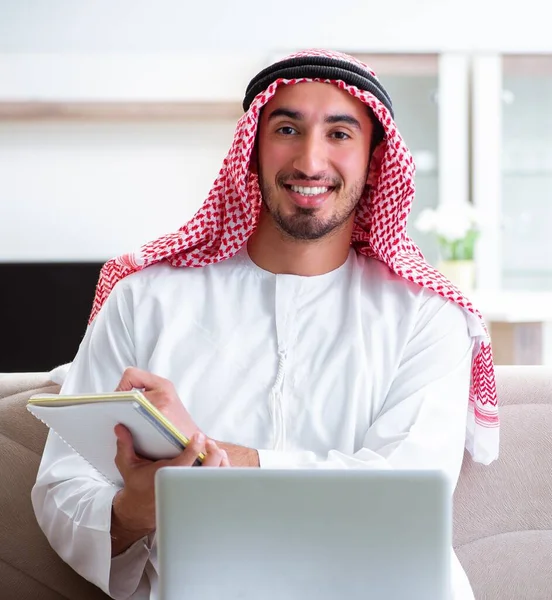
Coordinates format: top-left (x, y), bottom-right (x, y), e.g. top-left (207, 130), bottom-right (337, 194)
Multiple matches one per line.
top-left (32, 50), bottom-right (499, 599)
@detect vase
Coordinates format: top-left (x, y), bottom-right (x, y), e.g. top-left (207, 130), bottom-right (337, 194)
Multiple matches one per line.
top-left (437, 260), bottom-right (476, 294)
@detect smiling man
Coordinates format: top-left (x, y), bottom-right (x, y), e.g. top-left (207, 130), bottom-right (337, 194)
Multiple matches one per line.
top-left (32, 50), bottom-right (499, 600)
top-left (248, 81), bottom-right (382, 278)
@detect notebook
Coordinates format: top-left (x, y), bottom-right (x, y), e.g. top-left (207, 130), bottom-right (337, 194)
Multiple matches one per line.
top-left (27, 391), bottom-right (203, 486)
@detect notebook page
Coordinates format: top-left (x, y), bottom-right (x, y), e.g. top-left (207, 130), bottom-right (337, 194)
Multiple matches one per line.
top-left (28, 401), bottom-right (183, 486)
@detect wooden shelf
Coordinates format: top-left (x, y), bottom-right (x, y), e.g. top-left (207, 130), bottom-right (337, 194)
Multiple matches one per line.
top-left (0, 101), bottom-right (244, 121)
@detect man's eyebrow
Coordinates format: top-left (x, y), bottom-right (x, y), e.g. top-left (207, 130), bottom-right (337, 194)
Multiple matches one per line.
top-left (325, 114), bottom-right (362, 130)
top-left (267, 108), bottom-right (303, 122)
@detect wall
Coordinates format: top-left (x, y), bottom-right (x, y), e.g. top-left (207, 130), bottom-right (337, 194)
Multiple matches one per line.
top-left (0, 52), bottom-right (262, 261)
top-left (3, 0), bottom-right (552, 54)
top-left (0, 119), bottom-right (237, 261)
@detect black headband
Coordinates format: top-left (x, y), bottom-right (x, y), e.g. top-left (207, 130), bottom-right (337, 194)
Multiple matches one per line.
top-left (242, 55), bottom-right (394, 119)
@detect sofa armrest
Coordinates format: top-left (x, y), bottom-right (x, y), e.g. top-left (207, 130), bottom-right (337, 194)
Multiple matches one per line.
top-left (0, 373), bottom-right (109, 600)
top-left (0, 372), bottom-right (54, 400)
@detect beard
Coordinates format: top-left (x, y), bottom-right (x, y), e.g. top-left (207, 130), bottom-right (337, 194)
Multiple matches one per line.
top-left (258, 169), bottom-right (368, 241)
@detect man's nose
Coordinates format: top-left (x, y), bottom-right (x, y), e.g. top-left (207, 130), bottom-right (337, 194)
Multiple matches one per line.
top-left (292, 134), bottom-right (328, 177)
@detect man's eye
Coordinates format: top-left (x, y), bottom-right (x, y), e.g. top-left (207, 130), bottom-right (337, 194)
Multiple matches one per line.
top-left (331, 131), bottom-right (351, 140)
top-left (277, 126), bottom-right (298, 136)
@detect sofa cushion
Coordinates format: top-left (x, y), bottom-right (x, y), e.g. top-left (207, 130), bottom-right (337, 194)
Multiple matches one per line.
top-left (453, 366), bottom-right (552, 599)
top-left (455, 531), bottom-right (552, 600)
top-left (0, 381), bottom-right (110, 600)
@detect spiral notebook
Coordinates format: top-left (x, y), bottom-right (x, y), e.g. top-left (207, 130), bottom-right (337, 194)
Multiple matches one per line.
top-left (27, 391), bottom-right (204, 486)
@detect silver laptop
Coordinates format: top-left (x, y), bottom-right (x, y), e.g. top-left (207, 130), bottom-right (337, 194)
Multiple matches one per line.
top-left (155, 468), bottom-right (451, 600)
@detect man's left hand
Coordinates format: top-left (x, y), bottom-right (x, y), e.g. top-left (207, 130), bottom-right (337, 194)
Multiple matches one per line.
top-left (215, 441), bottom-right (260, 467)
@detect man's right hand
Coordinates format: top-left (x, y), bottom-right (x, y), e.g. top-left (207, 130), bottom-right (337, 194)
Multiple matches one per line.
top-left (115, 367), bottom-right (200, 440)
top-left (111, 424), bottom-right (229, 556)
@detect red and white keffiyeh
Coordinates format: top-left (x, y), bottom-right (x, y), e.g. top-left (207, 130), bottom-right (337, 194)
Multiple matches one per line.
top-left (88, 49), bottom-right (499, 464)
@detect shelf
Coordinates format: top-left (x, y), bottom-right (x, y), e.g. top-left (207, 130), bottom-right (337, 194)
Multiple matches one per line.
top-left (0, 101), bottom-right (244, 121)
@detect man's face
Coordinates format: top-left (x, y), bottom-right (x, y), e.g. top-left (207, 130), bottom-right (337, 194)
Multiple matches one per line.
top-left (254, 82), bottom-right (376, 241)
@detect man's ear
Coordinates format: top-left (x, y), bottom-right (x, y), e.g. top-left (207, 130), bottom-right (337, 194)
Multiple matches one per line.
top-left (249, 144), bottom-right (258, 175)
top-left (366, 141), bottom-right (385, 187)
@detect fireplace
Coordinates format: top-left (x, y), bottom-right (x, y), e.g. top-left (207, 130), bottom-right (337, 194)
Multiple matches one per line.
top-left (0, 263), bottom-right (103, 372)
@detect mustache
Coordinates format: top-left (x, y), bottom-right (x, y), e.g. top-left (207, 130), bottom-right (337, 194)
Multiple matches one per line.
top-left (277, 171), bottom-right (341, 188)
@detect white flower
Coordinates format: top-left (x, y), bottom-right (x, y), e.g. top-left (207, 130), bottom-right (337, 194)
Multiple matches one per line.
top-left (414, 203), bottom-right (480, 242)
top-left (414, 208), bottom-right (438, 233)
top-left (466, 204), bottom-right (484, 227)
top-left (435, 211), bottom-right (471, 241)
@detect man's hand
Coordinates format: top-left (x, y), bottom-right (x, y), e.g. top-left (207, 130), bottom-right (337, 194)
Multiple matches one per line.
top-left (111, 425), bottom-right (229, 556)
top-left (111, 366), bottom-right (257, 557)
top-left (116, 367), bottom-right (200, 439)
top-left (115, 367), bottom-right (261, 467)
top-left (216, 441), bottom-right (260, 467)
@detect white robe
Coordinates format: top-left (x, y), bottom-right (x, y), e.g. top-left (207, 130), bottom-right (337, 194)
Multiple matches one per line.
top-left (32, 246), bottom-right (476, 599)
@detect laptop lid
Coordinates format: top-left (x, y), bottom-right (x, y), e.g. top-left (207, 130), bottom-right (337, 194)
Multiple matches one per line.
top-left (155, 468), bottom-right (451, 600)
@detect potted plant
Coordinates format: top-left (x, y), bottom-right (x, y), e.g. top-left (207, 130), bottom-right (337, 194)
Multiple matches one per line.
top-left (414, 202), bottom-right (481, 293)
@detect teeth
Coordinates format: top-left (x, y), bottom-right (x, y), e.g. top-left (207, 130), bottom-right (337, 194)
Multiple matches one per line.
top-left (290, 185), bottom-right (329, 196)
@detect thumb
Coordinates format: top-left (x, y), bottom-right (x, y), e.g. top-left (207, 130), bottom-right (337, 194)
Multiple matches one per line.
top-left (114, 424), bottom-right (139, 466)
top-left (115, 367), bottom-right (165, 393)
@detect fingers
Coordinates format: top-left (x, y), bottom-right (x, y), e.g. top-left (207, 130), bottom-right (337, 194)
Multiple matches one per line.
top-left (114, 424), bottom-right (140, 474)
top-left (172, 432), bottom-right (207, 467)
top-left (220, 449), bottom-right (231, 467)
top-left (115, 367), bottom-right (168, 393)
top-left (171, 433), bottom-right (229, 468)
top-left (202, 439), bottom-right (228, 467)
top-left (114, 369), bottom-right (202, 444)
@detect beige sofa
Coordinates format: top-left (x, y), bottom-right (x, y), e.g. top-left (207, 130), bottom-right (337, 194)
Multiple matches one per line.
top-left (1, 366), bottom-right (551, 600)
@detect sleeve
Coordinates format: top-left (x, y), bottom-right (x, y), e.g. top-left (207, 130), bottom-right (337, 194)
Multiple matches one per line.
top-left (31, 279), bottom-right (153, 599)
top-left (257, 297), bottom-right (473, 491)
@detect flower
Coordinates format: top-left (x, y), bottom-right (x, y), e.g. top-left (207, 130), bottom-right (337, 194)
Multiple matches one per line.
top-left (414, 203), bottom-right (481, 261)
top-left (414, 208), bottom-right (438, 234)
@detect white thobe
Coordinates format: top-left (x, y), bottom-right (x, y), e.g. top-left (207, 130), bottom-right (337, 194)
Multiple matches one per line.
top-left (32, 246), bottom-right (476, 599)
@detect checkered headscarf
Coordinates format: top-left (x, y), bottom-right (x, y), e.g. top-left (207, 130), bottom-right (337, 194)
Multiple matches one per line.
top-left (89, 49), bottom-right (499, 464)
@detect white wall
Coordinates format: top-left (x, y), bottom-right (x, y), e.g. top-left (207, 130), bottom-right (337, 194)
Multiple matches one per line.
top-left (0, 54), bottom-right (265, 102)
top-left (0, 51), bottom-right (264, 261)
top-left (0, 119), bottom-right (237, 261)
top-left (3, 0), bottom-right (552, 53)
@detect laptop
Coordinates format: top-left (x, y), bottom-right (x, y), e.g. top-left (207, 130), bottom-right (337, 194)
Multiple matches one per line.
top-left (155, 468), bottom-right (452, 600)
